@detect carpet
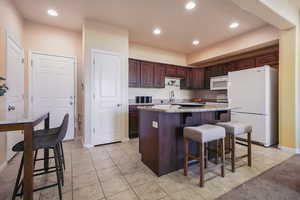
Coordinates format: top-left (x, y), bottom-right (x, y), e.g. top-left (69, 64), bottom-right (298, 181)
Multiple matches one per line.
top-left (217, 155), bottom-right (300, 200)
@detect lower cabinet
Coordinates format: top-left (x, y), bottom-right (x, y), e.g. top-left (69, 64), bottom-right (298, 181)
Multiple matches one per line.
top-left (129, 105), bottom-right (139, 138)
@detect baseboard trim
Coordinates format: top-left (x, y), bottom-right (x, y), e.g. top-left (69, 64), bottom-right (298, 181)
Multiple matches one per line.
top-left (0, 161), bottom-right (7, 173)
top-left (83, 143), bottom-right (94, 148)
top-left (279, 145), bottom-right (298, 154)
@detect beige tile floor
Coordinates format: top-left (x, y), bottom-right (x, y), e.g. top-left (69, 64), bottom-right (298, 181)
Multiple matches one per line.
top-left (0, 138), bottom-right (293, 200)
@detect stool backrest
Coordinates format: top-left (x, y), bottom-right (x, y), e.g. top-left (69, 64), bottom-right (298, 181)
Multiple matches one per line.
top-left (57, 114), bottom-right (69, 142)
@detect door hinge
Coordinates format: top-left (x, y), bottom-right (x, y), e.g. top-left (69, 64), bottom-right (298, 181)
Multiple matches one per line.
top-left (21, 58), bottom-right (24, 64)
top-left (31, 60), bottom-right (33, 67)
top-left (93, 128), bottom-right (95, 133)
top-left (93, 93), bottom-right (96, 100)
top-left (93, 59), bottom-right (95, 65)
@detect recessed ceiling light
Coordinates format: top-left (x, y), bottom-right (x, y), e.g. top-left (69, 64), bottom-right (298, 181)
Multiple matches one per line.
top-left (47, 9), bottom-right (58, 17)
top-left (230, 22), bottom-right (239, 29)
top-left (153, 28), bottom-right (161, 35)
top-left (185, 1), bottom-right (196, 10)
top-left (192, 40), bottom-right (200, 45)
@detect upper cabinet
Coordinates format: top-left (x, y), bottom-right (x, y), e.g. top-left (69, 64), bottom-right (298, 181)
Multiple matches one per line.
top-left (129, 59), bottom-right (141, 88)
top-left (140, 61), bottom-right (154, 88)
top-left (255, 53), bottom-right (278, 67)
top-left (191, 68), bottom-right (205, 89)
top-left (237, 58), bottom-right (256, 70)
top-left (154, 63), bottom-right (166, 88)
top-left (165, 65), bottom-right (177, 77)
top-left (176, 67), bottom-right (187, 78)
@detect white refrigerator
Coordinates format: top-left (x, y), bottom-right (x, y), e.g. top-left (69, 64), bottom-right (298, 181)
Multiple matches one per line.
top-left (228, 66), bottom-right (278, 147)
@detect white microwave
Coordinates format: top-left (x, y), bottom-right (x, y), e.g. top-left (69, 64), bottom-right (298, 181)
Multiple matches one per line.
top-left (210, 76), bottom-right (228, 90)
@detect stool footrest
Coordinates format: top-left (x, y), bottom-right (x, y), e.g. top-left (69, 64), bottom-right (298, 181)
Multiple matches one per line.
top-left (205, 163), bottom-right (224, 173)
top-left (236, 141), bottom-right (249, 147)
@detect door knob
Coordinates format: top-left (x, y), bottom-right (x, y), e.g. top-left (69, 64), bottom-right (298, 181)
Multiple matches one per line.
top-left (8, 105), bottom-right (15, 111)
top-left (70, 102), bottom-right (73, 106)
top-left (117, 104), bottom-right (122, 107)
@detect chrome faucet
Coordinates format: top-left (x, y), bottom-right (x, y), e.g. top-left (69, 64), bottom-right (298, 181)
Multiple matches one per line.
top-left (169, 90), bottom-right (175, 103)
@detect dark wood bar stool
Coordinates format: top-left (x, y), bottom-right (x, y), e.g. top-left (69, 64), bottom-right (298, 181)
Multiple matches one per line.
top-left (216, 122), bottom-right (252, 172)
top-left (183, 124), bottom-right (226, 187)
top-left (12, 114), bottom-right (69, 200)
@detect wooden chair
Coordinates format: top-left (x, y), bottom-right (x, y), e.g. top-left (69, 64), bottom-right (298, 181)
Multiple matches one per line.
top-left (183, 124), bottom-right (226, 187)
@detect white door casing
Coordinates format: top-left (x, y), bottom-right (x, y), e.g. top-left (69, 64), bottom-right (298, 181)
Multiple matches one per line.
top-left (91, 50), bottom-right (124, 145)
top-left (29, 52), bottom-right (76, 140)
top-left (5, 33), bottom-right (25, 161)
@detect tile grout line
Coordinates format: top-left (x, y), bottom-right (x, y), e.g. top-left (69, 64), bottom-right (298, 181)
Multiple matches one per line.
top-left (107, 146), bottom-right (142, 200)
top-left (89, 148), bottom-right (108, 200)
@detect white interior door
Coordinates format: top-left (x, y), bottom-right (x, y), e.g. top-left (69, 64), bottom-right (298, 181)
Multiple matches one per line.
top-left (6, 35), bottom-right (24, 161)
top-left (31, 53), bottom-right (75, 140)
top-left (92, 50), bottom-right (123, 145)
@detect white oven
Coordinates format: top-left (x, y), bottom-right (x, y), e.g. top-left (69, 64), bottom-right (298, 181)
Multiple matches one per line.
top-left (210, 76), bottom-right (228, 90)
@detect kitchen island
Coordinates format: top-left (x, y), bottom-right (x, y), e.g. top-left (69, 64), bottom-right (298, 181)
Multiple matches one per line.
top-left (138, 104), bottom-right (231, 176)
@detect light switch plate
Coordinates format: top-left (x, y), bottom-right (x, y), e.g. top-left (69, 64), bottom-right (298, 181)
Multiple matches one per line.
top-left (152, 121), bottom-right (158, 128)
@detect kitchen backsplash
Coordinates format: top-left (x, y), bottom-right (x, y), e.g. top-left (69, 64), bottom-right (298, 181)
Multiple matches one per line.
top-left (128, 78), bottom-right (197, 100)
top-left (195, 90), bottom-right (227, 100)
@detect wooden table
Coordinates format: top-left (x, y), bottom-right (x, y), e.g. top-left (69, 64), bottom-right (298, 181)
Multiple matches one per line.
top-left (0, 112), bottom-right (50, 200)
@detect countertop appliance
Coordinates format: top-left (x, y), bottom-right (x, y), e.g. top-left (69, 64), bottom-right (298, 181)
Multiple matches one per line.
top-left (228, 65), bottom-right (278, 146)
top-left (210, 75), bottom-right (228, 90)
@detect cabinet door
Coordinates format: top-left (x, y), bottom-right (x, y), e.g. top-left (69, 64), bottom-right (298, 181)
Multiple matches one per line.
top-left (204, 67), bottom-right (212, 89)
top-left (192, 68), bottom-right (205, 89)
top-left (129, 59), bottom-right (140, 88)
top-left (237, 58), bottom-right (255, 70)
top-left (140, 61), bottom-right (154, 88)
top-left (165, 65), bottom-right (177, 77)
top-left (176, 67), bottom-right (187, 78)
top-left (181, 68), bottom-right (192, 89)
top-left (154, 63), bottom-right (166, 88)
top-left (225, 62), bottom-right (238, 72)
top-left (255, 53), bottom-right (277, 67)
top-left (129, 106), bottom-right (139, 138)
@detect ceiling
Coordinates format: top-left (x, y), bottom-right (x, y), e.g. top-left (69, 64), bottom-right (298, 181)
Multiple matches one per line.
top-left (13, 0), bottom-right (268, 54)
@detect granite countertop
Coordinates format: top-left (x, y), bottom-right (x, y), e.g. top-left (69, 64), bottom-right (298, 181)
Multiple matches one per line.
top-left (137, 104), bottom-right (231, 113)
top-left (129, 103), bottom-right (155, 106)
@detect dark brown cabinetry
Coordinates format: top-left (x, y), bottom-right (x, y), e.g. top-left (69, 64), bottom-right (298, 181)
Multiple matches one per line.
top-left (129, 105), bottom-right (139, 138)
top-left (181, 68), bottom-right (193, 89)
top-left (237, 58), bottom-right (256, 70)
top-left (176, 67), bottom-right (187, 78)
top-left (154, 63), bottom-right (166, 88)
top-left (129, 59), bottom-right (141, 88)
top-left (255, 53), bottom-right (278, 67)
top-left (140, 61), bottom-right (154, 88)
top-left (191, 68), bottom-right (205, 89)
top-left (165, 65), bottom-right (178, 77)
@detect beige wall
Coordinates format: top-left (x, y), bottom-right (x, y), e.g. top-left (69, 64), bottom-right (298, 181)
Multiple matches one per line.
top-left (83, 20), bottom-right (129, 146)
top-left (0, 0), bottom-right (24, 168)
top-left (279, 28), bottom-right (296, 149)
top-left (129, 42), bottom-right (187, 66)
top-left (23, 20), bottom-right (83, 134)
top-left (187, 25), bottom-right (279, 65)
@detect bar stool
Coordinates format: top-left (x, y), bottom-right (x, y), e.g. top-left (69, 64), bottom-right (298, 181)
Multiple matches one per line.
top-left (216, 122), bottom-right (252, 172)
top-left (12, 114), bottom-right (69, 200)
top-left (183, 124), bottom-right (226, 187)
top-left (34, 127), bottom-right (66, 170)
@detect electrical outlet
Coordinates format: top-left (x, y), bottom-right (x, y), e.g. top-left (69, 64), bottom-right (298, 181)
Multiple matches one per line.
top-left (152, 121), bottom-right (158, 128)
